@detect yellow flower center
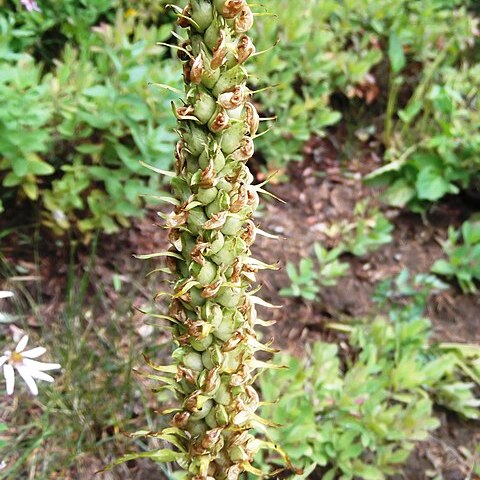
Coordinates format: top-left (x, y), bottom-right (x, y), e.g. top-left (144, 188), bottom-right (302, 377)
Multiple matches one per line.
top-left (10, 352), bottom-right (23, 364)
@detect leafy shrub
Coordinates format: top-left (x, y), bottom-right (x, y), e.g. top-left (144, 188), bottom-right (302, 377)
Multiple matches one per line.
top-left (367, 65), bottom-right (480, 208)
top-left (0, 10), bottom-right (181, 235)
top-left (259, 271), bottom-right (479, 477)
top-left (432, 217), bottom-right (480, 293)
top-left (251, 0), bottom-right (477, 174)
top-left (258, 287), bottom-right (480, 479)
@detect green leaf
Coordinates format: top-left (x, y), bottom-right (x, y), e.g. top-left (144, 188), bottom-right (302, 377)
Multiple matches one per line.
top-left (388, 33), bottom-right (406, 73)
top-left (415, 167), bottom-right (450, 201)
top-left (98, 449), bottom-right (183, 473)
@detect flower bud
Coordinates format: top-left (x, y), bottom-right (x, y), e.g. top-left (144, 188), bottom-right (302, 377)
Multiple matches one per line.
top-left (189, 286), bottom-right (206, 307)
top-left (215, 0), bottom-right (246, 18)
top-left (172, 411), bottom-right (191, 429)
top-left (211, 30), bottom-right (228, 70)
top-left (177, 4), bottom-right (192, 28)
top-left (221, 215), bottom-right (244, 236)
top-left (229, 445), bottom-right (249, 462)
top-left (204, 21), bottom-right (221, 51)
top-left (182, 123), bottom-right (209, 156)
top-left (190, 54), bottom-right (205, 85)
top-left (214, 380), bottom-right (232, 405)
top-left (237, 34), bottom-right (255, 64)
top-left (193, 260), bottom-right (217, 285)
top-left (199, 148), bottom-right (226, 171)
top-left (187, 207), bottom-right (208, 235)
top-left (183, 351), bottom-right (205, 371)
top-left (244, 102), bottom-right (259, 135)
top-left (191, 0), bottom-right (214, 32)
top-left (206, 231), bottom-right (225, 255)
top-left (208, 108), bottom-right (230, 133)
top-left (215, 405), bottom-right (229, 426)
top-left (193, 89), bottom-right (217, 124)
top-left (218, 86), bottom-right (246, 110)
top-left (212, 66), bottom-right (247, 97)
top-left (196, 187), bottom-right (216, 207)
top-left (205, 407), bottom-right (219, 429)
top-left (211, 236), bottom-right (246, 266)
top-left (191, 334), bottom-right (214, 352)
top-left (234, 6), bottom-right (254, 33)
top-left (206, 191), bottom-right (230, 217)
top-left (230, 137), bottom-right (254, 162)
top-left (190, 399), bottom-right (214, 420)
top-left (214, 316), bottom-right (235, 342)
top-left (219, 122), bottom-right (246, 154)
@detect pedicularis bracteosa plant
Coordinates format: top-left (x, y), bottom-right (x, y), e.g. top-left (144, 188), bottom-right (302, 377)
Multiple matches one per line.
top-left (105, 1), bottom-right (294, 479)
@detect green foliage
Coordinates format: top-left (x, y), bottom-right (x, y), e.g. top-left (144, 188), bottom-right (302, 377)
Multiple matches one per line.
top-left (0, 10), bottom-right (181, 235)
top-left (0, 422), bottom-right (6, 450)
top-left (432, 217), bottom-right (480, 293)
top-left (259, 281), bottom-right (480, 479)
top-left (260, 270), bottom-right (480, 477)
top-left (341, 201), bottom-right (394, 256)
top-left (280, 245), bottom-right (349, 301)
top-left (373, 268), bottom-right (448, 319)
top-left (367, 65), bottom-right (480, 208)
top-left (324, 201), bottom-right (393, 257)
top-left (252, 0), bottom-right (477, 173)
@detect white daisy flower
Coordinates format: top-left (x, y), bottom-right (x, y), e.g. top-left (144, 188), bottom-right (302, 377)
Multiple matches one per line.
top-left (0, 336), bottom-right (61, 396)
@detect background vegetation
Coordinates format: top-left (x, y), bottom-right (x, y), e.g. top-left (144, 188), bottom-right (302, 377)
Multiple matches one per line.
top-left (0, 1), bottom-right (479, 479)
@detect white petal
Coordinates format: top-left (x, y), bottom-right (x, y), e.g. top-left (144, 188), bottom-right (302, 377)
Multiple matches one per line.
top-left (22, 347), bottom-right (46, 359)
top-left (0, 291), bottom-right (14, 299)
top-left (16, 366), bottom-right (38, 395)
top-left (15, 336), bottom-right (29, 353)
top-left (23, 368), bottom-right (54, 383)
top-left (3, 364), bottom-right (15, 395)
top-left (0, 356), bottom-right (7, 368)
top-left (23, 358), bottom-right (61, 371)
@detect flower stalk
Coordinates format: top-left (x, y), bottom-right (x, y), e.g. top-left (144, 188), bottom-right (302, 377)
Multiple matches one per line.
top-left (132, 1), bottom-right (291, 478)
